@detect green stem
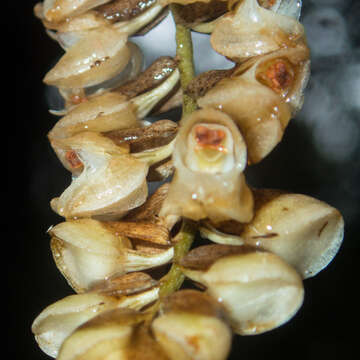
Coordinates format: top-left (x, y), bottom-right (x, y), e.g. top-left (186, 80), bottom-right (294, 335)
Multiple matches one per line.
top-left (145, 220), bottom-right (197, 320)
top-left (158, 220), bottom-right (197, 298)
top-left (154, 5), bottom-right (198, 299)
top-left (170, 4), bottom-right (197, 116)
top-left (144, 11), bottom-right (198, 318)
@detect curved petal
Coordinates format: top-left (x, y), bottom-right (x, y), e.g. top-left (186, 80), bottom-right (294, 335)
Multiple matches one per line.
top-left (242, 189), bottom-right (345, 279)
top-left (32, 293), bottom-right (124, 358)
top-left (43, 0), bottom-right (112, 23)
top-left (180, 245), bottom-right (304, 335)
top-left (49, 219), bottom-right (173, 291)
top-left (197, 44), bottom-right (309, 163)
top-left (48, 92), bottom-right (139, 140)
top-left (43, 26), bottom-right (131, 89)
top-left (50, 133), bottom-right (149, 219)
top-left (56, 308), bottom-right (145, 360)
top-left (210, 0), bottom-right (305, 61)
top-left (152, 290), bottom-right (232, 360)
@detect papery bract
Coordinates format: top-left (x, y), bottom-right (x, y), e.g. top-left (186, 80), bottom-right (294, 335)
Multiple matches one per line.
top-left (49, 218), bottom-right (173, 292)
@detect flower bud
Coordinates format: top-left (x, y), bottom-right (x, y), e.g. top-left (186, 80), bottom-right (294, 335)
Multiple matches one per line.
top-left (49, 218), bottom-right (174, 292)
top-left (160, 108), bottom-right (254, 224)
top-left (179, 244), bottom-right (304, 335)
top-left (152, 289), bottom-right (232, 360)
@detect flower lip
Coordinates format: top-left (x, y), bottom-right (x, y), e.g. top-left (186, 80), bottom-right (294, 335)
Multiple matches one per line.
top-left (177, 109), bottom-right (248, 173)
top-left (194, 124), bottom-right (227, 152)
top-left (65, 150), bottom-right (84, 169)
top-left (186, 122), bottom-right (234, 174)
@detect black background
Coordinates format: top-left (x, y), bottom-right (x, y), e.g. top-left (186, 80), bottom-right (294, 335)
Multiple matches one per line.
top-left (12, 1), bottom-right (359, 359)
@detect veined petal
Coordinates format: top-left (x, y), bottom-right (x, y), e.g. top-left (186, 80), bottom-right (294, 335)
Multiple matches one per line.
top-left (179, 245), bottom-right (304, 335)
top-left (242, 189), bottom-right (345, 279)
top-left (49, 218), bottom-right (173, 292)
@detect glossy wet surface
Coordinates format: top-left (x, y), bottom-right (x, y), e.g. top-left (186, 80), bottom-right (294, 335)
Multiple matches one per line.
top-left (14, 1), bottom-right (360, 359)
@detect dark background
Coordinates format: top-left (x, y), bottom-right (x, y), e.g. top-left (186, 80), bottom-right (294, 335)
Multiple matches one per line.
top-left (12, 1), bottom-right (359, 359)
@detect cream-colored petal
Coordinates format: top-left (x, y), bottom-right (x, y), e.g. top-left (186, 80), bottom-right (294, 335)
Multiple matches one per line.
top-left (242, 189), bottom-right (344, 279)
top-left (51, 147), bottom-right (148, 219)
top-left (153, 313), bottom-right (231, 360)
top-left (180, 246), bottom-right (304, 335)
top-left (50, 218), bottom-right (173, 292)
top-left (44, 26), bottom-right (130, 89)
top-left (57, 308), bottom-right (143, 360)
top-left (32, 293), bottom-right (121, 358)
top-left (152, 290), bottom-right (232, 360)
top-left (197, 45), bottom-right (310, 163)
top-left (210, 0), bottom-right (304, 61)
top-left (160, 108), bottom-right (253, 224)
top-left (43, 0), bottom-right (112, 23)
top-left (49, 93), bottom-right (139, 140)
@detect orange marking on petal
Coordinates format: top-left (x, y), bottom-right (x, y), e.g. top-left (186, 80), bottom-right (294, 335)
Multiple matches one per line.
top-left (70, 94), bottom-right (88, 105)
top-left (265, 61), bottom-right (293, 93)
top-left (195, 125), bottom-right (226, 146)
top-left (65, 151), bottom-right (83, 169)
